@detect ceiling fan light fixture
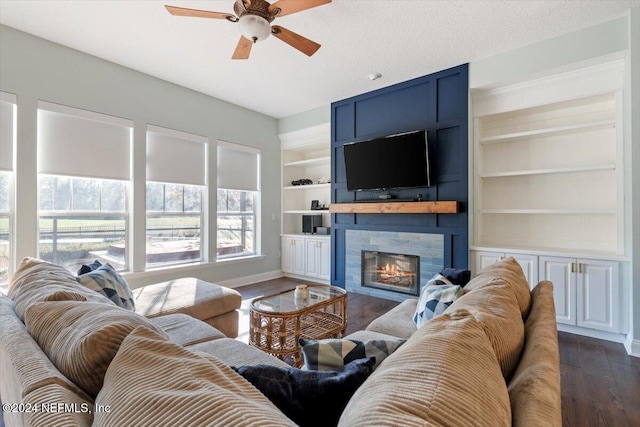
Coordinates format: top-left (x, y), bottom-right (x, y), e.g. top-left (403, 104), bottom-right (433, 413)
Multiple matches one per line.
top-left (238, 14), bottom-right (271, 43)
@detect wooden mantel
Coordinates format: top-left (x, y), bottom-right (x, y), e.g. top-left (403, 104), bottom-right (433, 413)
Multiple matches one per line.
top-left (329, 201), bottom-right (458, 214)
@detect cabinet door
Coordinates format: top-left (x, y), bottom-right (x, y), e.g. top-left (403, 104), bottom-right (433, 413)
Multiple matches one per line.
top-left (305, 239), bottom-right (320, 277)
top-left (473, 251), bottom-right (503, 275)
top-left (539, 256), bottom-right (576, 326)
top-left (507, 253), bottom-right (538, 289)
top-left (318, 239), bottom-right (331, 281)
top-left (282, 237), bottom-right (305, 275)
top-left (576, 259), bottom-right (619, 333)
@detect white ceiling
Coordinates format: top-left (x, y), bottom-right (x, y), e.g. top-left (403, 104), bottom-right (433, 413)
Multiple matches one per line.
top-left (1, 1), bottom-right (638, 119)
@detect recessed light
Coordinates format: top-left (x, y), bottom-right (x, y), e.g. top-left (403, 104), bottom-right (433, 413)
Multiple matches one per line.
top-left (368, 72), bottom-right (382, 81)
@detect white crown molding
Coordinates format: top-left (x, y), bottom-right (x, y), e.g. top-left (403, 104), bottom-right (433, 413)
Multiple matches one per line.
top-left (278, 122), bottom-right (330, 150)
top-left (217, 269), bottom-right (284, 289)
top-left (472, 59), bottom-right (625, 117)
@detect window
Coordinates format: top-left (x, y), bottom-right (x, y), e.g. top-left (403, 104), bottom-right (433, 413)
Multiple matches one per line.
top-left (0, 93), bottom-right (16, 285)
top-left (217, 141), bottom-right (260, 259)
top-left (37, 102), bottom-right (132, 273)
top-left (146, 126), bottom-right (207, 268)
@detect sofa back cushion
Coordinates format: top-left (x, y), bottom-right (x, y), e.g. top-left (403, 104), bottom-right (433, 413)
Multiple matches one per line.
top-left (93, 325), bottom-right (296, 427)
top-left (25, 300), bottom-right (169, 398)
top-left (0, 296), bottom-right (93, 411)
top-left (338, 309), bottom-right (511, 427)
top-left (508, 281), bottom-right (562, 427)
top-left (464, 257), bottom-right (531, 318)
top-left (448, 279), bottom-right (525, 380)
top-left (8, 257), bottom-right (115, 321)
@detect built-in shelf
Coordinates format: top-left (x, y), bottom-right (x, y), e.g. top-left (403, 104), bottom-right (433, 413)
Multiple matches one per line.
top-left (479, 164), bottom-right (615, 178)
top-left (329, 201), bottom-right (458, 214)
top-left (478, 119), bottom-right (615, 144)
top-left (283, 156), bottom-right (331, 168)
top-left (283, 183), bottom-right (331, 191)
top-left (479, 209), bottom-right (616, 215)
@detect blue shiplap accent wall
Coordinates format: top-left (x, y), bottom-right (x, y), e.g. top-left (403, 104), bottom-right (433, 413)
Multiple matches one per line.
top-left (330, 64), bottom-right (469, 288)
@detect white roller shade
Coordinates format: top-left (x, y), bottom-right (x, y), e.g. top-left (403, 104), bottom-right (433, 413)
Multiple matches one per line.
top-left (0, 93), bottom-right (16, 172)
top-left (37, 102), bottom-right (132, 180)
top-left (146, 125), bottom-right (207, 186)
top-left (217, 141), bottom-right (260, 192)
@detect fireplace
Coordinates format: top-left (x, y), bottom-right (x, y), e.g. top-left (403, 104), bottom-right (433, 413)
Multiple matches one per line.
top-left (361, 251), bottom-right (420, 296)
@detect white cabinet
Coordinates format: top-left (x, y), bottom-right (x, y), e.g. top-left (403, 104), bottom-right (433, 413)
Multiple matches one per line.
top-left (282, 235), bottom-right (330, 283)
top-left (472, 251), bottom-right (538, 287)
top-left (305, 238), bottom-right (331, 281)
top-left (539, 257), bottom-right (619, 333)
top-left (281, 236), bottom-right (305, 276)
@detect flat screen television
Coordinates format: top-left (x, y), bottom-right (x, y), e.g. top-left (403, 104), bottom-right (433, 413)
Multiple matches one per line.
top-left (343, 130), bottom-right (430, 192)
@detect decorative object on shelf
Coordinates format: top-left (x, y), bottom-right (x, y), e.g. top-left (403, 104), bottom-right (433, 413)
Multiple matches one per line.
top-left (317, 176), bottom-right (330, 184)
top-left (164, 0), bottom-right (331, 60)
top-left (291, 178), bottom-right (313, 186)
top-left (302, 214), bottom-right (322, 233)
top-left (294, 285), bottom-right (310, 307)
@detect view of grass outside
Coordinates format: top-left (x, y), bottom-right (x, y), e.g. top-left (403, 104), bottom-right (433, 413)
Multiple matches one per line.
top-left (38, 175), bottom-right (128, 273)
top-left (217, 189), bottom-right (255, 258)
top-left (0, 217), bottom-right (8, 284)
top-left (1, 171), bottom-right (10, 284)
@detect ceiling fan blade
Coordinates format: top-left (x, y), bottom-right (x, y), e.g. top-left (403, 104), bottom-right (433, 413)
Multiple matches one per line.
top-left (232, 36), bottom-right (253, 60)
top-left (268, 0), bottom-right (331, 17)
top-left (165, 5), bottom-right (237, 21)
top-left (271, 26), bottom-right (321, 56)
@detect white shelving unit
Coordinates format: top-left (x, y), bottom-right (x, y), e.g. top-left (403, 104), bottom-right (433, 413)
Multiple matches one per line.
top-left (279, 123), bottom-right (331, 283)
top-left (470, 61), bottom-right (629, 341)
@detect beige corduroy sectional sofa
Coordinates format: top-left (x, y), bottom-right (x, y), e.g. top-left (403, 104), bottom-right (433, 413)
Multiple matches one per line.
top-left (0, 256), bottom-right (561, 427)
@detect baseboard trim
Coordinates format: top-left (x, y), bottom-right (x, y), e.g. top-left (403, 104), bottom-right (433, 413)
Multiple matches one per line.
top-left (623, 337), bottom-right (640, 358)
top-left (282, 272), bottom-right (330, 285)
top-left (217, 270), bottom-right (284, 289)
top-left (556, 324), bottom-right (626, 343)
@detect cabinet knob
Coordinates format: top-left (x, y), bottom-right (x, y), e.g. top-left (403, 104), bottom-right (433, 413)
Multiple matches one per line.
top-left (571, 263), bottom-right (575, 273)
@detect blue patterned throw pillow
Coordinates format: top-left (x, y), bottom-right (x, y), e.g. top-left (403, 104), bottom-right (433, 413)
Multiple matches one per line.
top-left (413, 274), bottom-right (463, 328)
top-left (76, 263), bottom-right (135, 310)
top-left (299, 337), bottom-right (405, 371)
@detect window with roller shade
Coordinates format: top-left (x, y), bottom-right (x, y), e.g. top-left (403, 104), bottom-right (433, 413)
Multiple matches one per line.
top-left (0, 93), bottom-right (16, 285)
top-left (217, 141), bottom-right (260, 259)
top-left (146, 125), bottom-right (207, 268)
top-left (37, 102), bottom-right (132, 273)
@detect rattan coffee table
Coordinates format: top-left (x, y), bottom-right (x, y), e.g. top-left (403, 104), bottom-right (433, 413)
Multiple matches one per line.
top-left (249, 285), bottom-right (347, 367)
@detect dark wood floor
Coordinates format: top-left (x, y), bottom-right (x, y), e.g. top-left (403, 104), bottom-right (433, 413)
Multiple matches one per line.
top-left (237, 277), bottom-right (640, 427)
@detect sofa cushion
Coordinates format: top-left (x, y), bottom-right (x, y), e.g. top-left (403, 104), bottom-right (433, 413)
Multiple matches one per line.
top-left (148, 313), bottom-right (225, 346)
top-left (464, 257), bottom-right (531, 317)
top-left (234, 357), bottom-right (375, 427)
top-left (132, 277), bottom-right (241, 320)
top-left (365, 299), bottom-right (418, 339)
top-left (413, 274), bottom-right (463, 327)
top-left (93, 325), bottom-right (296, 427)
top-left (447, 279), bottom-right (525, 380)
top-left (338, 309), bottom-right (511, 427)
top-left (22, 383), bottom-right (93, 427)
top-left (188, 338), bottom-right (290, 368)
top-left (8, 257), bottom-right (115, 321)
top-left (24, 300), bottom-right (169, 398)
top-left (0, 296), bottom-right (92, 402)
top-left (76, 263), bottom-right (135, 310)
top-left (508, 281), bottom-right (562, 427)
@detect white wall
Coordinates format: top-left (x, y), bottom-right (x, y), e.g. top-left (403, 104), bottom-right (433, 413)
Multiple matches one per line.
top-left (0, 24), bottom-right (283, 288)
top-left (277, 105), bottom-right (330, 135)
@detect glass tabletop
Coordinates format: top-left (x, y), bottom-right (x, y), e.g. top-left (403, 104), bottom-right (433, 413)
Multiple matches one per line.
top-left (251, 285), bottom-right (346, 313)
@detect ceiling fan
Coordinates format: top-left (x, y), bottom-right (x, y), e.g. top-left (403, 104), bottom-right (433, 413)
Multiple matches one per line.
top-left (165, 0), bottom-right (331, 60)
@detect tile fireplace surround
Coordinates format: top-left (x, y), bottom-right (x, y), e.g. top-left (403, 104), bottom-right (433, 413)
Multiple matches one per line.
top-left (345, 230), bottom-right (444, 302)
